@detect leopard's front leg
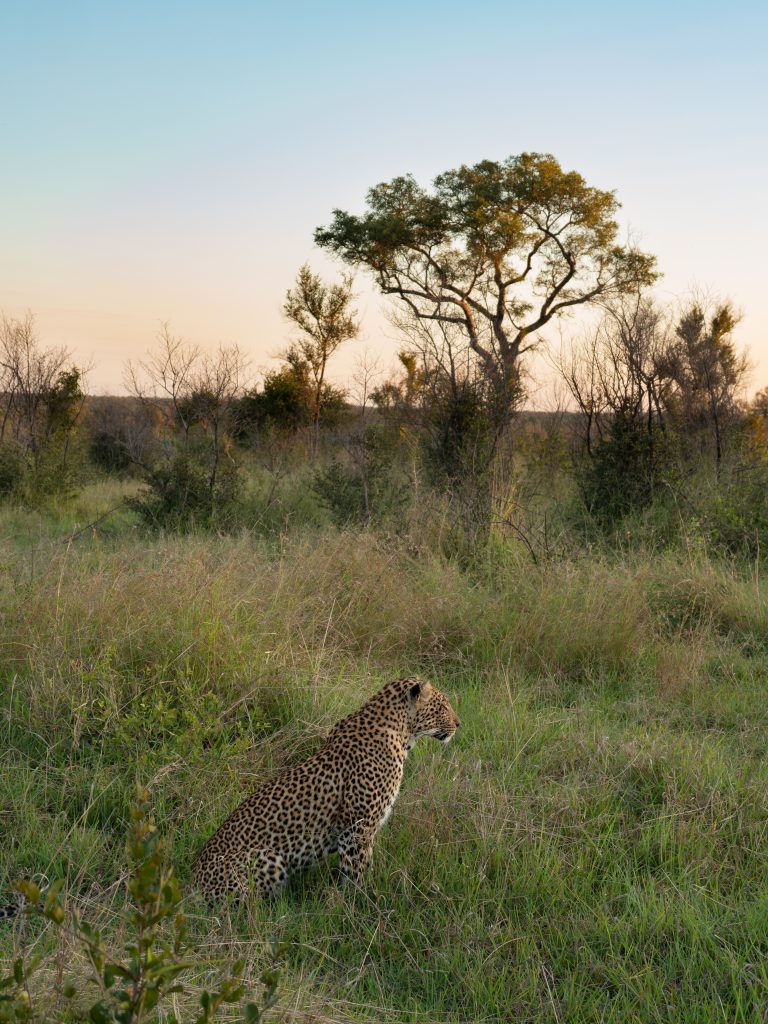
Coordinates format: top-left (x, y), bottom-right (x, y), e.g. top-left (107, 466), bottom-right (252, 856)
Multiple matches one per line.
top-left (336, 817), bottom-right (377, 887)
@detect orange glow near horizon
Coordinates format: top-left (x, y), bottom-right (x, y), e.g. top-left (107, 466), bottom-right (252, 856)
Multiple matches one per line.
top-left (2, 2), bottom-right (765, 398)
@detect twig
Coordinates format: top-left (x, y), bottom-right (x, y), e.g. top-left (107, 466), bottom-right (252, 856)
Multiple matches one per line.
top-left (62, 500), bottom-right (128, 544)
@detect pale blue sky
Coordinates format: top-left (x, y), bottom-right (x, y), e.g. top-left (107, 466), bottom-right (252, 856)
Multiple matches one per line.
top-left (1, 1), bottom-right (766, 393)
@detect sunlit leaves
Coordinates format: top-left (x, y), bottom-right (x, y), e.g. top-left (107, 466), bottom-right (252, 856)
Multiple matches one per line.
top-left (316, 152), bottom-right (658, 421)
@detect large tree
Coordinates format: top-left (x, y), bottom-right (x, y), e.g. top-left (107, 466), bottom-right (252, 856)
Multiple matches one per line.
top-left (316, 152), bottom-right (657, 424)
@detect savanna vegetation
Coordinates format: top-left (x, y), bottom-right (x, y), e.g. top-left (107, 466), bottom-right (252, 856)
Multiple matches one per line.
top-left (2, 154), bottom-right (768, 1022)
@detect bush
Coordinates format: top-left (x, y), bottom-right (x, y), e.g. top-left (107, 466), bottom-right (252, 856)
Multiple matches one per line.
top-left (422, 379), bottom-right (497, 491)
top-left (312, 426), bottom-right (409, 527)
top-left (235, 363), bottom-right (347, 439)
top-left (0, 444), bottom-right (24, 497)
top-left (128, 449), bottom-right (242, 531)
top-left (89, 430), bottom-right (134, 475)
top-left (581, 411), bottom-right (676, 527)
top-left (0, 438), bottom-right (87, 506)
top-left (25, 439), bottom-right (88, 504)
top-left (1, 790), bottom-right (281, 1023)
top-left (699, 463), bottom-right (768, 559)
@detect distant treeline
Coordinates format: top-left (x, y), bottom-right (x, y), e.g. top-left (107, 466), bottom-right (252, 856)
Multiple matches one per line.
top-left (1, 152), bottom-right (766, 559)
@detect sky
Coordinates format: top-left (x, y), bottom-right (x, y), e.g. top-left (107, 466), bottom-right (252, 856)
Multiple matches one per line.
top-left (1, 0), bottom-right (766, 398)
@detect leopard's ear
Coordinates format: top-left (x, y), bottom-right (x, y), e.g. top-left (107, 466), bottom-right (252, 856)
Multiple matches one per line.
top-left (408, 679), bottom-right (432, 703)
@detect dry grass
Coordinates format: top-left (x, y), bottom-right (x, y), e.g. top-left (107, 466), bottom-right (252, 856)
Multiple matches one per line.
top-left (3, 506), bottom-right (768, 1020)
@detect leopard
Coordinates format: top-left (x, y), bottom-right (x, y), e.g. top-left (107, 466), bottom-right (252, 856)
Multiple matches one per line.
top-left (0, 874), bottom-right (48, 922)
top-left (191, 675), bottom-right (460, 901)
top-left (0, 677), bottom-right (459, 919)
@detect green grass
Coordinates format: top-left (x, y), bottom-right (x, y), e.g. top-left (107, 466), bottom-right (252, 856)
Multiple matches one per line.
top-left (2, 485), bottom-right (768, 1021)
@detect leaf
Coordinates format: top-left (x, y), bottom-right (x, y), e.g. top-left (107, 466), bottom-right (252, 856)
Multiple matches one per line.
top-left (221, 984), bottom-right (244, 1003)
top-left (44, 880), bottom-right (64, 905)
top-left (77, 920), bottom-right (99, 942)
top-left (46, 878), bottom-right (64, 899)
top-left (89, 1002), bottom-right (112, 1024)
top-left (46, 904), bottom-right (65, 925)
top-left (15, 881), bottom-right (39, 904)
top-left (149, 962), bottom-right (194, 980)
top-left (104, 964), bottom-right (133, 981)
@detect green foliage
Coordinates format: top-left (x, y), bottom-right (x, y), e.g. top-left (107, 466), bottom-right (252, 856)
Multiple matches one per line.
top-left (371, 349), bottom-right (510, 539)
top-left (118, 328), bottom-right (247, 533)
top-left (316, 153), bottom-right (657, 420)
top-left (282, 264), bottom-right (358, 438)
top-left (26, 369), bottom-right (87, 502)
top-left (751, 387), bottom-right (768, 419)
top-left (698, 462), bottom-right (768, 559)
top-left (581, 408), bottom-right (675, 526)
top-left (667, 301), bottom-right (747, 466)
top-left (236, 369), bottom-right (311, 435)
top-left (89, 429), bottom-right (133, 474)
top-left (0, 367), bottom-right (87, 505)
top-left (0, 956), bottom-right (38, 1022)
top-left (24, 439), bottom-right (86, 505)
top-left (1, 791), bottom-right (281, 1024)
top-left (312, 426), bottom-right (409, 527)
top-left (419, 375), bottom-right (508, 540)
top-left (422, 379), bottom-right (494, 489)
top-left (175, 388), bottom-right (222, 430)
top-left (0, 439), bottom-right (86, 506)
top-left (128, 448), bottom-right (242, 531)
top-left (86, 400), bottom-right (142, 476)
top-left (42, 369), bottom-right (84, 438)
top-left (235, 356), bottom-right (347, 438)
top-left (0, 445), bottom-right (24, 498)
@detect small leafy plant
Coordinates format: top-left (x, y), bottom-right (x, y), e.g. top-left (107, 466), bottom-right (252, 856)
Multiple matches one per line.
top-left (1, 789), bottom-right (281, 1023)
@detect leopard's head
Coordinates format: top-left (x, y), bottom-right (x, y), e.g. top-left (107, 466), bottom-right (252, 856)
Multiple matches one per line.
top-left (405, 678), bottom-right (460, 748)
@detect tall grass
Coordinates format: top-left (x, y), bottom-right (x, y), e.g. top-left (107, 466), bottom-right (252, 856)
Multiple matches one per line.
top-left (2, 497), bottom-right (768, 1020)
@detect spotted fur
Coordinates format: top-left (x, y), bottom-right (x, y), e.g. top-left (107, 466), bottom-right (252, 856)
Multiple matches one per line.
top-left (192, 676), bottom-right (460, 900)
top-left (0, 879), bottom-right (45, 922)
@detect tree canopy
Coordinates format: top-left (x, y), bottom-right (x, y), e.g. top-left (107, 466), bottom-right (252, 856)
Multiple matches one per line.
top-left (316, 153), bottom-right (658, 417)
top-left (283, 264), bottom-right (358, 443)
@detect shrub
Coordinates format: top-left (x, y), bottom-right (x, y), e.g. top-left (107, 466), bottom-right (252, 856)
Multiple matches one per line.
top-left (128, 449), bottom-right (242, 531)
top-left (89, 430), bottom-right (134, 475)
top-left (1, 789), bottom-right (281, 1024)
top-left (699, 463), bottom-right (768, 559)
top-left (581, 410), bottom-right (676, 527)
top-left (312, 426), bottom-right (409, 527)
top-left (235, 362), bottom-right (347, 439)
top-left (0, 444), bottom-right (24, 497)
